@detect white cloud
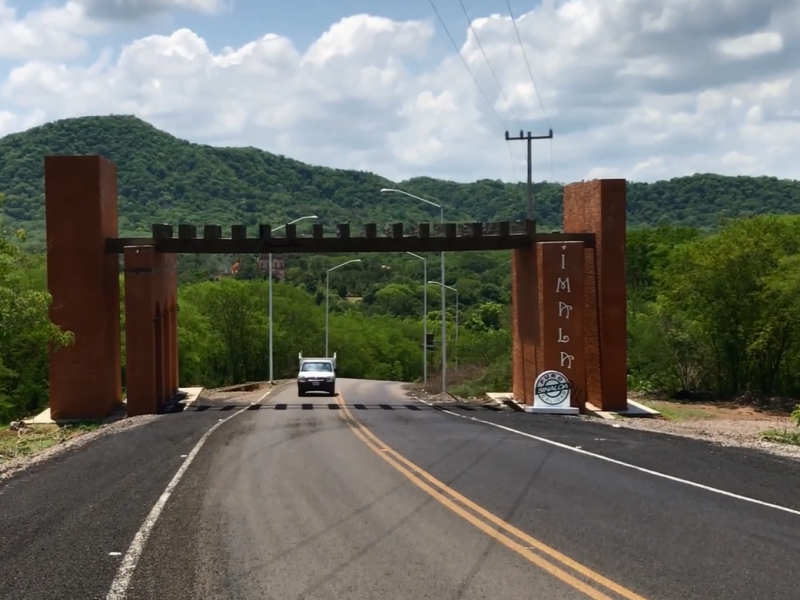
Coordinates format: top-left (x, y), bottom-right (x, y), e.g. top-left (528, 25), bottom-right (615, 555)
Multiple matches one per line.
top-left (2, 0), bottom-right (800, 183)
top-left (0, 0), bottom-right (103, 59)
top-left (718, 31), bottom-right (784, 58)
top-left (0, 108), bottom-right (46, 137)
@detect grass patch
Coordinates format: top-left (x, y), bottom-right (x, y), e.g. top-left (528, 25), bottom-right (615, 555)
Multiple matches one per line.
top-left (759, 429), bottom-right (800, 446)
top-left (0, 421), bottom-right (101, 462)
top-left (449, 359), bottom-right (512, 399)
top-left (637, 400), bottom-right (719, 422)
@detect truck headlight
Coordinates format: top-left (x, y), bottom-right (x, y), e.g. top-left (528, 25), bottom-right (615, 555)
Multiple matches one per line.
top-left (325, 377), bottom-right (334, 382)
top-left (298, 377), bottom-right (307, 382)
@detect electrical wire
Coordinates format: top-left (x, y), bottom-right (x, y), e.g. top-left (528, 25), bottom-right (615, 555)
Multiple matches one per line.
top-left (457, 0), bottom-right (523, 132)
top-left (505, 0), bottom-right (555, 182)
top-left (426, 0), bottom-right (508, 132)
top-left (426, 0), bottom-right (520, 183)
top-left (504, 0), bottom-right (551, 130)
top-left (456, 0), bottom-right (524, 183)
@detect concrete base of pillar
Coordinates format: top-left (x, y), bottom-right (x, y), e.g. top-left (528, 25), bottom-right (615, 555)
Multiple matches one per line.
top-left (27, 387), bottom-right (205, 424)
top-left (524, 406), bottom-right (580, 415)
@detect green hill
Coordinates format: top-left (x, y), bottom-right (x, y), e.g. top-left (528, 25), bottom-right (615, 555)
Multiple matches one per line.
top-left (1, 115), bottom-right (799, 240)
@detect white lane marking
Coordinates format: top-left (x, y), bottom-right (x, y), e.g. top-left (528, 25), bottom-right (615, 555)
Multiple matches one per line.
top-left (416, 397), bottom-right (800, 517)
top-left (105, 386), bottom-right (277, 600)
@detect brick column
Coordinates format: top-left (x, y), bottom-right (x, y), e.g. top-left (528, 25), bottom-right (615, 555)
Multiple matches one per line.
top-left (162, 303), bottom-right (172, 402)
top-left (536, 242), bottom-right (586, 411)
top-left (511, 246), bottom-right (539, 404)
top-left (159, 306), bottom-right (168, 404)
top-left (562, 180), bottom-right (627, 411)
top-left (124, 246), bottom-right (158, 416)
top-left (45, 156), bottom-right (122, 420)
top-left (168, 254), bottom-right (179, 394)
top-left (170, 301), bottom-right (179, 393)
top-left (153, 252), bottom-right (167, 407)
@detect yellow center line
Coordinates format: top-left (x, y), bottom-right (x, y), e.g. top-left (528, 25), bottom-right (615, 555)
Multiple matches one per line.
top-left (338, 395), bottom-right (648, 600)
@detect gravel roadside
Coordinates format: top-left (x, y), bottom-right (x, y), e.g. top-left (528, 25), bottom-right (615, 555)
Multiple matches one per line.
top-left (0, 413), bottom-right (162, 483)
top-left (605, 416), bottom-right (800, 462)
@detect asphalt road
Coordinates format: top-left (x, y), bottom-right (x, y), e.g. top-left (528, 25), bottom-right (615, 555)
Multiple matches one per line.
top-left (1, 379), bottom-right (799, 600)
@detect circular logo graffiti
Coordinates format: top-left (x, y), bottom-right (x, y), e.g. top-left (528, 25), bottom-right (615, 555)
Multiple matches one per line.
top-left (534, 371), bottom-right (571, 406)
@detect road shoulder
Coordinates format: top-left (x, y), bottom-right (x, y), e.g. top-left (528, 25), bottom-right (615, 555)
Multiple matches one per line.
top-left (428, 407), bottom-right (800, 510)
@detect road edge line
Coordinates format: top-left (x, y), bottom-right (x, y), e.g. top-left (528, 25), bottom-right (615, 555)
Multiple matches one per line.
top-left (346, 395), bottom-right (648, 600)
top-left (415, 397), bottom-right (800, 517)
top-left (105, 385), bottom-right (278, 600)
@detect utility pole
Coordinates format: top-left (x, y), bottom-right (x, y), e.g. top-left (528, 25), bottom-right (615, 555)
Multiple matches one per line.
top-left (505, 129), bottom-right (553, 222)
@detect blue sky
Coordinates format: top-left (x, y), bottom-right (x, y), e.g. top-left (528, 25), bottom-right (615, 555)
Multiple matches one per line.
top-left (0, 0), bottom-right (798, 184)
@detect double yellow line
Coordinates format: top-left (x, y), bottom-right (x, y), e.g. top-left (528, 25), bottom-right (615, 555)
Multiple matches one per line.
top-left (337, 396), bottom-right (648, 600)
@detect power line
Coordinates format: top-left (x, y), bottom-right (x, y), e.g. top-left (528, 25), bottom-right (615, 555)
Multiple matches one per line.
top-left (504, 142), bottom-right (519, 184)
top-left (457, 0), bottom-right (522, 131)
top-left (426, 0), bottom-right (508, 132)
top-left (504, 0), bottom-right (551, 129)
top-left (426, 0), bottom-right (519, 183)
top-left (505, 0), bottom-right (555, 183)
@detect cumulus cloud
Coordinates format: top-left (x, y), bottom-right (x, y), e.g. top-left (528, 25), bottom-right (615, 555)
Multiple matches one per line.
top-left (1, 0), bottom-right (800, 183)
top-left (0, 0), bottom-right (105, 59)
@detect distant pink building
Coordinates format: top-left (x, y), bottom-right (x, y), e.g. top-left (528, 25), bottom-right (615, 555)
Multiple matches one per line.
top-left (259, 253), bottom-right (286, 280)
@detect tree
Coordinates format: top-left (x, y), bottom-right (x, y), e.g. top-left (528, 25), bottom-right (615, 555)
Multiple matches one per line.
top-left (0, 194), bottom-right (73, 422)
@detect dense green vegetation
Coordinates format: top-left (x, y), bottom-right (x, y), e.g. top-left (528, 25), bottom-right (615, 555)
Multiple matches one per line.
top-left (0, 194), bottom-right (72, 423)
top-left (2, 116), bottom-right (800, 438)
top-left (8, 215), bottom-right (800, 429)
top-left (627, 218), bottom-right (800, 400)
top-left (4, 116), bottom-right (800, 244)
top-left (177, 251), bottom-right (512, 396)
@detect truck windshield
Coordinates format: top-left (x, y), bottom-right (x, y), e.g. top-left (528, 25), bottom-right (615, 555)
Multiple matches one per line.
top-left (302, 362), bottom-right (333, 372)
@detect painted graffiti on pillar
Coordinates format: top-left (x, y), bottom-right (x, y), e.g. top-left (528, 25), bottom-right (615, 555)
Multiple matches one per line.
top-left (556, 246), bottom-right (576, 372)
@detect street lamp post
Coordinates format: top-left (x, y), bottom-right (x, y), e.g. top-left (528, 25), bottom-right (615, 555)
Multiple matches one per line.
top-left (406, 252), bottom-right (427, 384)
top-left (380, 188), bottom-right (447, 393)
top-left (326, 259), bottom-right (362, 357)
top-left (268, 215), bottom-right (317, 382)
top-left (428, 281), bottom-right (459, 372)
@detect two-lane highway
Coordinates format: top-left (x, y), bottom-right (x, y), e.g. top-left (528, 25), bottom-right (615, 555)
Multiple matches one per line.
top-left (1, 379), bottom-right (799, 599)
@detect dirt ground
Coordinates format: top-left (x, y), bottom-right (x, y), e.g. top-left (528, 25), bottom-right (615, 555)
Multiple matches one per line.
top-left (615, 398), bottom-right (800, 460)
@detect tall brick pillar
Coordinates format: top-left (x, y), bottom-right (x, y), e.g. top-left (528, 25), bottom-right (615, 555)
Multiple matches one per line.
top-left (162, 303), bottom-right (172, 402)
top-left (562, 180), bottom-right (627, 411)
top-left (511, 246), bottom-right (539, 404)
top-left (156, 304), bottom-right (166, 404)
top-left (45, 156), bottom-right (122, 420)
top-left (170, 300), bottom-right (179, 392)
top-left (154, 252), bottom-right (179, 401)
top-left (536, 242), bottom-right (586, 411)
top-left (124, 246), bottom-right (160, 416)
top-left (168, 254), bottom-right (179, 395)
top-left (124, 248), bottom-right (179, 416)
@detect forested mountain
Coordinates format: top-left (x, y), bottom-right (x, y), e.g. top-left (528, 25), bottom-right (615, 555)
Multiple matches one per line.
top-left (1, 115), bottom-right (800, 241)
top-left (4, 114), bottom-right (800, 428)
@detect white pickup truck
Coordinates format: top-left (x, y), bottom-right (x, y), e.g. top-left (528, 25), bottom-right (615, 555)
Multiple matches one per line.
top-left (297, 352), bottom-right (337, 397)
